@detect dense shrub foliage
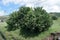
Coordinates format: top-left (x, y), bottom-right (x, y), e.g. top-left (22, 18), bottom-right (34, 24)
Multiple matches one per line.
top-left (49, 12), bottom-right (58, 20)
top-left (52, 15), bottom-right (58, 20)
top-left (6, 7), bottom-right (53, 33)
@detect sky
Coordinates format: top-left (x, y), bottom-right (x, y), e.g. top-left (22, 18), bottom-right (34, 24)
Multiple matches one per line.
top-left (0, 0), bottom-right (60, 16)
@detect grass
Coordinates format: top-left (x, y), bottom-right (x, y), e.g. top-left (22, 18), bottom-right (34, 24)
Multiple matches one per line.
top-left (0, 17), bottom-right (60, 40)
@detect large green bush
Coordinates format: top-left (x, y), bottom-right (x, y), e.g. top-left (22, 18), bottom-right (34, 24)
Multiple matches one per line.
top-left (6, 7), bottom-right (53, 33)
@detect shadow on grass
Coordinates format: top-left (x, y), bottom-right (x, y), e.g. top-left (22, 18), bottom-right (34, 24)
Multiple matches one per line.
top-left (19, 28), bottom-right (42, 38)
top-left (0, 31), bottom-right (6, 40)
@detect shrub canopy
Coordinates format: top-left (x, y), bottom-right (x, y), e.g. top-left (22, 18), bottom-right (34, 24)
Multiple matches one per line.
top-left (6, 7), bottom-right (53, 33)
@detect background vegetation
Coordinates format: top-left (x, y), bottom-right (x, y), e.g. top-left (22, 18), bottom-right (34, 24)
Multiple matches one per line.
top-left (0, 7), bottom-right (60, 40)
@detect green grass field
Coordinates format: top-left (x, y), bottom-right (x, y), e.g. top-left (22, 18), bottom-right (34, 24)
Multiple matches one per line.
top-left (0, 17), bottom-right (60, 40)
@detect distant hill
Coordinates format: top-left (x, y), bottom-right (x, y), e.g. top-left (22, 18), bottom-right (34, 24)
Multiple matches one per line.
top-left (0, 16), bottom-right (9, 22)
top-left (50, 12), bottom-right (60, 17)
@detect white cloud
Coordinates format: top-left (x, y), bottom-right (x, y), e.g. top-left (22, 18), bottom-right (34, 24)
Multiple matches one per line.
top-left (0, 7), bottom-right (5, 16)
top-left (1, 0), bottom-right (60, 12)
top-left (2, 0), bottom-right (24, 5)
top-left (2, 0), bottom-right (44, 6)
top-left (50, 5), bottom-right (60, 12)
top-left (0, 10), bottom-right (7, 16)
top-left (0, 11), bottom-right (5, 16)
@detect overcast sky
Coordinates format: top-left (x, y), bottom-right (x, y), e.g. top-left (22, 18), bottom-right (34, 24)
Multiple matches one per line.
top-left (0, 0), bottom-right (60, 16)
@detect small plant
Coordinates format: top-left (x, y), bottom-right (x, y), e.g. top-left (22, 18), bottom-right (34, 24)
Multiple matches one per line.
top-left (52, 15), bottom-right (58, 20)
